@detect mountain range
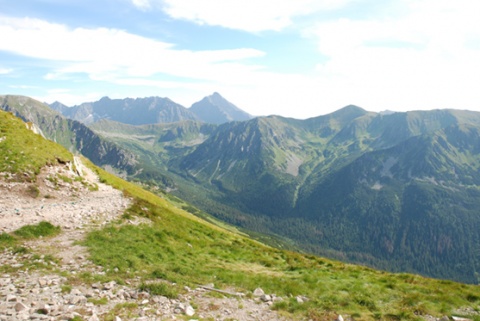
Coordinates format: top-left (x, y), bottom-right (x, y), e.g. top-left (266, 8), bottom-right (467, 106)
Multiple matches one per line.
top-left (50, 92), bottom-right (253, 125)
top-left (3, 93), bottom-right (480, 284)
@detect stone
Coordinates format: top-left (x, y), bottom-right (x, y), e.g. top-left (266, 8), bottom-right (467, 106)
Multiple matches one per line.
top-left (103, 281), bottom-right (116, 290)
top-left (6, 295), bottom-right (16, 302)
top-left (260, 294), bottom-right (271, 302)
top-left (336, 315), bottom-right (344, 321)
top-left (14, 302), bottom-right (28, 312)
top-left (71, 288), bottom-right (82, 296)
top-left (174, 303), bottom-right (185, 314)
top-left (185, 305), bottom-right (195, 316)
top-left (253, 288), bottom-right (265, 297)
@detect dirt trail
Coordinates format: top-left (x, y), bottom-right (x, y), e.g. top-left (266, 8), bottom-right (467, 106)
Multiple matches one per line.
top-left (0, 157), bottom-right (129, 234)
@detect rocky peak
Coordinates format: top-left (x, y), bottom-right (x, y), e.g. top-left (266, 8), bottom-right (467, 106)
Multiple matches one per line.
top-left (190, 92), bottom-right (253, 124)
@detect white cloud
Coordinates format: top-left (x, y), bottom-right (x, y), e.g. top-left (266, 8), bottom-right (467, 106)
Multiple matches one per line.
top-left (9, 85), bottom-right (38, 89)
top-left (0, 67), bottom-right (12, 74)
top-left (0, 16), bottom-right (265, 82)
top-left (34, 88), bottom-right (107, 106)
top-left (0, 16), bottom-right (312, 115)
top-left (131, 0), bottom-right (151, 10)
top-left (161, 0), bottom-right (353, 32)
top-left (306, 0), bottom-right (480, 111)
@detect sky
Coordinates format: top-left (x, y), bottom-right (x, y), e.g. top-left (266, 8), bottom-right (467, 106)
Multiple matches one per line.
top-left (1, 0), bottom-right (480, 119)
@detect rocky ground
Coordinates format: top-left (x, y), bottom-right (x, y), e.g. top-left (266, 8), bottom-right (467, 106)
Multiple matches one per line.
top-left (0, 158), bottom-right (290, 321)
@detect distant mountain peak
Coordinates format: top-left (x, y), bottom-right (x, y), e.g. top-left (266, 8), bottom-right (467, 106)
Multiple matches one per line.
top-left (204, 92), bottom-right (230, 104)
top-left (337, 104), bottom-right (367, 113)
top-left (50, 96), bottom-right (198, 125)
top-left (190, 93), bottom-right (253, 124)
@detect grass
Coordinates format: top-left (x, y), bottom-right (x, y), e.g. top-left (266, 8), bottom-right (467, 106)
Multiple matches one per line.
top-left (103, 302), bottom-right (138, 321)
top-left (1, 221), bottom-right (60, 251)
top-left (88, 297), bottom-right (109, 305)
top-left (139, 282), bottom-right (179, 299)
top-left (26, 184), bottom-right (40, 198)
top-left (0, 232), bottom-right (16, 249)
top-left (14, 221), bottom-right (61, 239)
top-left (0, 222), bottom-right (61, 273)
top-left (0, 110), bottom-right (72, 180)
top-left (80, 163), bottom-right (480, 321)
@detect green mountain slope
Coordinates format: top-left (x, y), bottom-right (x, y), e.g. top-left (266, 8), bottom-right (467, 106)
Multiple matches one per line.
top-left (295, 124), bottom-right (480, 283)
top-left (89, 119), bottom-right (216, 186)
top-left (3, 108), bottom-right (480, 321)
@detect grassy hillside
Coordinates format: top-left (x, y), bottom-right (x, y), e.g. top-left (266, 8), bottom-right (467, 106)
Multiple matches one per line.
top-left (0, 109), bottom-right (72, 180)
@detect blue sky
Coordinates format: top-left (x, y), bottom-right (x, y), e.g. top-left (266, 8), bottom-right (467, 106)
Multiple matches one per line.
top-left (1, 0), bottom-right (479, 119)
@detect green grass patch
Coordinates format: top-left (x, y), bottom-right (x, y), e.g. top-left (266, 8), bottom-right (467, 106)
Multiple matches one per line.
top-left (14, 221), bottom-right (61, 239)
top-left (61, 284), bottom-right (73, 294)
top-left (88, 297), bottom-right (108, 305)
top-left (0, 233), bottom-right (16, 249)
top-left (139, 282), bottom-right (179, 299)
top-left (58, 174), bottom-right (73, 183)
top-left (103, 302), bottom-right (138, 321)
top-left (26, 185), bottom-right (40, 198)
